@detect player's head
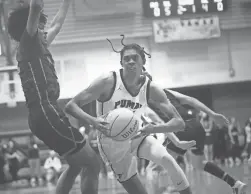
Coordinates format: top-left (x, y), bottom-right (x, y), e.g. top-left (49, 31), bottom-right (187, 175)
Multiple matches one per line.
top-left (8, 4), bottom-right (48, 42)
top-left (107, 35), bottom-right (151, 77)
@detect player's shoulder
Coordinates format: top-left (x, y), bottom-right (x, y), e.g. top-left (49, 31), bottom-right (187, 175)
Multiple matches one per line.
top-left (95, 71), bottom-right (115, 87)
top-left (148, 81), bottom-right (168, 103)
top-left (148, 81), bottom-right (163, 94)
top-left (17, 29), bottom-right (47, 62)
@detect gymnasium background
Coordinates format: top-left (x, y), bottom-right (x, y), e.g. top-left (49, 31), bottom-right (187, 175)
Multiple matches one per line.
top-left (0, 0), bottom-right (251, 193)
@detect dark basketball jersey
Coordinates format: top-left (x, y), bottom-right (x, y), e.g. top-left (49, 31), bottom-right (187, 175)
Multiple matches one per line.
top-left (17, 30), bottom-right (59, 108)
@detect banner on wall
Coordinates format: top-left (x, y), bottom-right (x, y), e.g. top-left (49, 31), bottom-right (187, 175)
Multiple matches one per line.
top-left (152, 15), bottom-right (221, 43)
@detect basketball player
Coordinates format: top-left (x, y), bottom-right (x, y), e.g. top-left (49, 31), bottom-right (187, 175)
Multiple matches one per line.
top-left (142, 71), bottom-right (247, 194)
top-left (7, 1), bottom-right (104, 194)
top-left (65, 35), bottom-right (195, 194)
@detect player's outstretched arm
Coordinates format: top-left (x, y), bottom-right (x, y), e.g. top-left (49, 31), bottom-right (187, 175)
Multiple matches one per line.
top-left (26, 0), bottom-right (44, 37)
top-left (65, 73), bottom-right (112, 127)
top-left (167, 89), bottom-right (216, 116)
top-left (46, 0), bottom-right (73, 46)
top-left (167, 89), bottom-right (229, 125)
top-left (147, 83), bottom-right (185, 133)
top-left (145, 105), bottom-right (196, 149)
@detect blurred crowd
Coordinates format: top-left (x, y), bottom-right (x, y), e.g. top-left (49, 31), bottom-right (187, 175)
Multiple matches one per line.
top-left (0, 113), bottom-right (251, 188)
top-left (200, 114), bottom-right (251, 168)
top-left (0, 136), bottom-right (63, 188)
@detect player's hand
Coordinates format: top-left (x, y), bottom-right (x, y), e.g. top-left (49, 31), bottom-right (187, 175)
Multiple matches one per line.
top-left (212, 113), bottom-right (229, 126)
top-left (131, 123), bottom-right (155, 140)
top-left (140, 123), bottom-right (155, 135)
top-left (91, 117), bottom-right (110, 136)
top-left (176, 140), bottom-right (196, 150)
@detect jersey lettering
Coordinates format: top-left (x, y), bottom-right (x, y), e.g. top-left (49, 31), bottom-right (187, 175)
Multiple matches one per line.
top-left (114, 99), bottom-right (142, 110)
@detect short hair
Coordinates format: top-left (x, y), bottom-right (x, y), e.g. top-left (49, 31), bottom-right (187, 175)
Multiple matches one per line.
top-left (107, 35), bottom-right (151, 64)
top-left (8, 5), bottom-right (47, 42)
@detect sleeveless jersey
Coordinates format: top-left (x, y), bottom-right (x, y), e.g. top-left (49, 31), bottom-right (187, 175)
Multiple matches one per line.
top-left (17, 30), bottom-right (59, 108)
top-left (96, 69), bottom-right (150, 124)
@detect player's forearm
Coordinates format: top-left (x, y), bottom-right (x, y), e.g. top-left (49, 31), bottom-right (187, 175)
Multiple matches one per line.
top-left (65, 101), bottom-right (94, 126)
top-left (186, 97), bottom-right (215, 117)
top-left (152, 118), bottom-right (185, 133)
top-left (50, 0), bottom-right (72, 28)
top-left (27, 0), bottom-right (43, 36)
top-left (165, 132), bottom-right (180, 146)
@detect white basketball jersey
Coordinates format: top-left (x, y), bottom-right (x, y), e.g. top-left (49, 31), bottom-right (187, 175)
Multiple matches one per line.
top-left (96, 69), bottom-right (150, 122)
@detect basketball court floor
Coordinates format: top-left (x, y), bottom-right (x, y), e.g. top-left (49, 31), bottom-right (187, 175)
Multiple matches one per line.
top-left (0, 165), bottom-right (250, 194)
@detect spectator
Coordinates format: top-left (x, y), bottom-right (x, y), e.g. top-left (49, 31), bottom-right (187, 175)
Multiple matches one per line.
top-left (213, 123), bottom-right (229, 165)
top-left (202, 116), bottom-right (214, 162)
top-left (28, 135), bottom-right (42, 187)
top-left (228, 117), bottom-right (242, 167)
top-left (244, 118), bottom-right (251, 159)
top-left (5, 140), bottom-right (20, 186)
top-left (43, 150), bottom-right (62, 184)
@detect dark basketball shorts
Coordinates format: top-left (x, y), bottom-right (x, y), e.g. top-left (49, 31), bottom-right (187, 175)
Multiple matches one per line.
top-left (204, 134), bottom-right (214, 145)
top-left (166, 118), bottom-right (206, 156)
top-left (28, 101), bottom-right (86, 157)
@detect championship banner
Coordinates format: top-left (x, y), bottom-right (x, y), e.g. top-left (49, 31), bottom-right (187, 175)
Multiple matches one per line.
top-left (152, 16), bottom-right (221, 43)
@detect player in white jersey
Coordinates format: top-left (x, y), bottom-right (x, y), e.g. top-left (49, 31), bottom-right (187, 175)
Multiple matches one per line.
top-left (65, 35), bottom-right (195, 194)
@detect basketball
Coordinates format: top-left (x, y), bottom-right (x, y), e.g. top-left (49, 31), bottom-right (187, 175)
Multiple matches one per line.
top-left (105, 108), bottom-right (140, 141)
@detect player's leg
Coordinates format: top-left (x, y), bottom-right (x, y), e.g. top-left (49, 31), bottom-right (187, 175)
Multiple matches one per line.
top-left (98, 136), bottom-right (148, 194)
top-left (186, 121), bottom-right (247, 194)
top-left (110, 156), bottom-right (148, 194)
top-left (146, 161), bottom-right (170, 194)
top-left (120, 174), bottom-right (148, 194)
top-left (29, 104), bottom-right (100, 194)
top-left (59, 140), bottom-right (100, 194)
top-left (166, 135), bottom-right (247, 194)
top-left (190, 149), bottom-right (247, 194)
top-left (145, 166), bottom-right (158, 194)
top-left (80, 166), bottom-right (99, 194)
top-left (138, 136), bottom-right (192, 194)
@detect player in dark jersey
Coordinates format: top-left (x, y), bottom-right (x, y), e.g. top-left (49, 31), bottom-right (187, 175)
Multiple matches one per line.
top-left (143, 71), bottom-right (247, 194)
top-left (7, 1), bottom-right (106, 194)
